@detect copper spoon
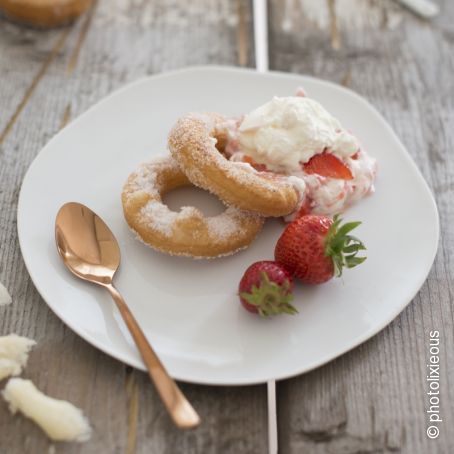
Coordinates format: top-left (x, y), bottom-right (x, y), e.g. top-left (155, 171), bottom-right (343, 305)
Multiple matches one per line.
top-left (55, 202), bottom-right (200, 429)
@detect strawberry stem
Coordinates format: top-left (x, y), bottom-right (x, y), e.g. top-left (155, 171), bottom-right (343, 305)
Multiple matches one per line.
top-left (324, 214), bottom-right (367, 277)
top-left (240, 272), bottom-right (297, 317)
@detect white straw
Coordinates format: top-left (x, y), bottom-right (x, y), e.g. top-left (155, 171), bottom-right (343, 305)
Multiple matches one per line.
top-left (267, 380), bottom-right (278, 454)
top-left (253, 1), bottom-right (277, 451)
top-left (253, 0), bottom-right (269, 72)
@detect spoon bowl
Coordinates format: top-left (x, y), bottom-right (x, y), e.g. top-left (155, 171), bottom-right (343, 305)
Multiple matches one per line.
top-left (56, 203), bottom-right (119, 285)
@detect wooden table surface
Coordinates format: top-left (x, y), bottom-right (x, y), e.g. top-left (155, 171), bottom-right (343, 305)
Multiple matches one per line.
top-left (0, 1), bottom-right (453, 453)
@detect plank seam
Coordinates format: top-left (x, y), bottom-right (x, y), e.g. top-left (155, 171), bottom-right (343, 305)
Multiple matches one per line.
top-left (236, 0), bottom-right (250, 66)
top-left (0, 29), bottom-right (71, 148)
top-left (327, 0), bottom-right (341, 49)
top-left (67, 0), bottom-right (98, 74)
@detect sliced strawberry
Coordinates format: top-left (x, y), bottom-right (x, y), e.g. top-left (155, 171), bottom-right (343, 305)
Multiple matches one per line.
top-left (303, 151), bottom-right (353, 180)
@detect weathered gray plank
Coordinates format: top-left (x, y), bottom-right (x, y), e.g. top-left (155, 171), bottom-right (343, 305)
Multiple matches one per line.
top-left (269, 0), bottom-right (454, 452)
top-left (0, 2), bottom-right (268, 453)
top-left (0, 24), bottom-right (68, 138)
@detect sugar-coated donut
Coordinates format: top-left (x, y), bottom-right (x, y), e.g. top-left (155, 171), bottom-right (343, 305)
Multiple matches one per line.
top-left (122, 156), bottom-right (265, 258)
top-left (168, 113), bottom-right (300, 217)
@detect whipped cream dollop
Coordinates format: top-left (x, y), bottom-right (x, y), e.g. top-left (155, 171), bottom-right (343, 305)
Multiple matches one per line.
top-left (238, 96), bottom-right (360, 172)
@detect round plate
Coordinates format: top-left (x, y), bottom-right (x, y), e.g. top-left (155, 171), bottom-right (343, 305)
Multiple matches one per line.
top-left (18, 66), bottom-right (439, 385)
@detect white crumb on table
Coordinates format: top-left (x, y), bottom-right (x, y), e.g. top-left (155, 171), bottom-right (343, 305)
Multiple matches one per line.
top-left (0, 281), bottom-right (12, 306)
top-left (0, 334), bottom-right (36, 380)
top-left (2, 378), bottom-right (92, 442)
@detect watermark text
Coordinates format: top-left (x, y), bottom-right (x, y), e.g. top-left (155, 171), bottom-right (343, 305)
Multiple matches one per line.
top-left (426, 330), bottom-right (441, 439)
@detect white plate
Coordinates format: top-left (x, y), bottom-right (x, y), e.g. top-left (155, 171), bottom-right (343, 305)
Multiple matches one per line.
top-left (18, 67), bottom-right (439, 385)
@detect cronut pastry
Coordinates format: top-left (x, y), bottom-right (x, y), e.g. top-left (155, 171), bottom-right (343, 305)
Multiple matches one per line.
top-left (122, 156), bottom-right (265, 258)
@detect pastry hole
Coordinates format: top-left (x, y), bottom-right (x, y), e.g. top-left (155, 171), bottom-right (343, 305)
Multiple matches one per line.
top-left (163, 186), bottom-right (225, 217)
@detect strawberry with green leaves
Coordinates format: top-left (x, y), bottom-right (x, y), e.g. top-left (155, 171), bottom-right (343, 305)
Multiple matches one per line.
top-left (275, 214), bottom-right (366, 284)
top-left (238, 261), bottom-right (297, 316)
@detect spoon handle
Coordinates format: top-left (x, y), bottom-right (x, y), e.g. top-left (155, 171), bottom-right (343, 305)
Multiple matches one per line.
top-left (105, 284), bottom-right (200, 429)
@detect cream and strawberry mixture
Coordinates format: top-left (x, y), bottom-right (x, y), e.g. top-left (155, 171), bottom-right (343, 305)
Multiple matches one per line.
top-left (224, 94), bottom-right (377, 218)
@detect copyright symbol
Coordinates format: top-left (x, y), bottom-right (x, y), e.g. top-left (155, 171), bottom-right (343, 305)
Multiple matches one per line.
top-left (427, 425), bottom-right (439, 439)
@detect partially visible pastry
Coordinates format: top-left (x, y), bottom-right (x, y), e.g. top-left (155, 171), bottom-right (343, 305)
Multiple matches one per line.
top-left (0, 0), bottom-right (92, 28)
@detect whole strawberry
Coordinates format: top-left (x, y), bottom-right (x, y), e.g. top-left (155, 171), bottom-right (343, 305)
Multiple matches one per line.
top-left (275, 214), bottom-right (366, 284)
top-left (238, 261), bottom-right (297, 316)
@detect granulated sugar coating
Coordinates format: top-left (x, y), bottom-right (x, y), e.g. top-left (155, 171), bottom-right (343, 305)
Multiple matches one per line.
top-left (141, 201), bottom-right (198, 238)
top-left (125, 155), bottom-right (179, 200)
top-left (207, 207), bottom-right (244, 238)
